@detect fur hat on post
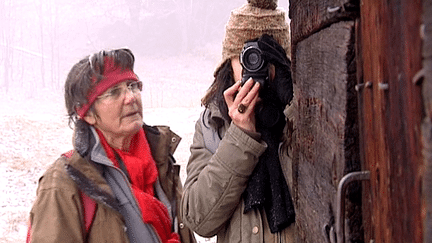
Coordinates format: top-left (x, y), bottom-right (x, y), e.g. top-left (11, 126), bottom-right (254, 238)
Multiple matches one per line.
top-left (215, 0), bottom-right (291, 76)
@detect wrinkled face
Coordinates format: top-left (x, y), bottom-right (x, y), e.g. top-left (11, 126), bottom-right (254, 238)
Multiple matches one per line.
top-left (84, 80), bottom-right (143, 140)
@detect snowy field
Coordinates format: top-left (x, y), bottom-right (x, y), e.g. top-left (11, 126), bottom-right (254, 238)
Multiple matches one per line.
top-left (0, 53), bottom-right (218, 242)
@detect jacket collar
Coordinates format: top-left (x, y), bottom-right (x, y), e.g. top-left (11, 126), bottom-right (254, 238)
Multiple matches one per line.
top-left (144, 124), bottom-right (181, 166)
top-left (72, 120), bottom-right (181, 164)
top-left (203, 103), bottom-right (230, 139)
top-left (207, 102), bottom-right (225, 125)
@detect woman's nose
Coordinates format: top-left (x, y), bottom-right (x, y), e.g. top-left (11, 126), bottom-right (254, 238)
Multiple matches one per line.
top-left (124, 88), bottom-right (136, 104)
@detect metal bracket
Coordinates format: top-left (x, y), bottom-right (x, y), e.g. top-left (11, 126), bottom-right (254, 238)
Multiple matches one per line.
top-left (378, 83), bottom-right (389, 90)
top-left (355, 81), bottom-right (373, 92)
top-left (327, 171), bottom-right (370, 243)
top-left (412, 67), bottom-right (425, 85)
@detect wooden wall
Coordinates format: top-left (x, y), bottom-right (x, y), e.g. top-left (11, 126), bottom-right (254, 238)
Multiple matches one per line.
top-left (289, 0), bottom-right (361, 242)
top-left (422, 0), bottom-right (432, 242)
top-left (357, 0), bottom-right (423, 242)
top-left (288, 0), bottom-right (425, 242)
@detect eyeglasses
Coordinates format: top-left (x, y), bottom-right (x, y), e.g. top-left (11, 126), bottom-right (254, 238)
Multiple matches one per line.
top-left (97, 81), bottom-right (143, 102)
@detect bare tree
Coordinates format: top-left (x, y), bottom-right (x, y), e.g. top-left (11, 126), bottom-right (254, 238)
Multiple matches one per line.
top-left (125, 0), bottom-right (142, 30)
top-left (36, 0), bottom-right (46, 88)
top-left (0, 0), bottom-right (13, 93)
top-left (46, 0), bottom-right (61, 88)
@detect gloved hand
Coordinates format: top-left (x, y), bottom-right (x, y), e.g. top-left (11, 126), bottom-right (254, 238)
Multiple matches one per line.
top-left (256, 34), bottom-right (293, 107)
top-left (257, 34), bottom-right (290, 69)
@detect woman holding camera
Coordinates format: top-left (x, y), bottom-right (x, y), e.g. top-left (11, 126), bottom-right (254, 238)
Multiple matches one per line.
top-left (180, 0), bottom-right (295, 242)
top-left (28, 48), bottom-right (195, 243)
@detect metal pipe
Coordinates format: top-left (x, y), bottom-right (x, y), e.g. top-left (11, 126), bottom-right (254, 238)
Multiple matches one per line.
top-left (336, 171), bottom-right (370, 243)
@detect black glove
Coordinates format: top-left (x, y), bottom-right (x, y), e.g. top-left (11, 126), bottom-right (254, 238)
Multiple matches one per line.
top-left (257, 34), bottom-right (290, 69)
top-left (257, 34), bottom-right (293, 107)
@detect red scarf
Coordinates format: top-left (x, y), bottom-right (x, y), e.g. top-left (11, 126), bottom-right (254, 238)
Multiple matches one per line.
top-left (97, 129), bottom-right (180, 243)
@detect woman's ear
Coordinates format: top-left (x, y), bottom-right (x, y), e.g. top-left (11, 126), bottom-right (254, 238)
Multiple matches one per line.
top-left (83, 111), bottom-right (97, 125)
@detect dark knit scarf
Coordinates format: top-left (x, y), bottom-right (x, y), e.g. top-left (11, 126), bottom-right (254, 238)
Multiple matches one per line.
top-left (242, 102), bottom-right (295, 233)
top-left (242, 34), bottom-right (295, 233)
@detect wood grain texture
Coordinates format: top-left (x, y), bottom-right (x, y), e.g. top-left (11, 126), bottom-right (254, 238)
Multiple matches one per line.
top-left (292, 20), bottom-right (361, 243)
top-left (289, 0), bottom-right (359, 45)
top-left (421, 1), bottom-right (432, 243)
top-left (358, 0), bottom-right (423, 242)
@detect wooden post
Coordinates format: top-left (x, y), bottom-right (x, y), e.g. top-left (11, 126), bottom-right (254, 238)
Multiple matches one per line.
top-left (289, 0), bottom-right (425, 242)
top-left (291, 20), bottom-right (361, 242)
top-left (422, 1), bottom-right (432, 242)
top-left (358, 0), bottom-right (423, 242)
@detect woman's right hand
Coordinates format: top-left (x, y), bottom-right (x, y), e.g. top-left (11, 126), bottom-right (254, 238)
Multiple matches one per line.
top-left (223, 78), bottom-right (260, 132)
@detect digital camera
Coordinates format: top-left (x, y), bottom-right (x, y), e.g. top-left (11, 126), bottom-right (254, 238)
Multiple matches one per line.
top-left (240, 41), bottom-right (269, 90)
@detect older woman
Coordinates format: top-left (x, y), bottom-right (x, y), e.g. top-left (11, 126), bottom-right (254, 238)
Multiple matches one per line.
top-left (28, 48), bottom-right (195, 243)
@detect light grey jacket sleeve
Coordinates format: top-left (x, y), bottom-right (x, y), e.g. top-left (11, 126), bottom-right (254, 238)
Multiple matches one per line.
top-left (180, 120), bottom-right (267, 237)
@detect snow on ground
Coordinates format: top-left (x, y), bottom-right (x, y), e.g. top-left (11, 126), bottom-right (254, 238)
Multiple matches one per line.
top-left (0, 85), bottom-right (217, 242)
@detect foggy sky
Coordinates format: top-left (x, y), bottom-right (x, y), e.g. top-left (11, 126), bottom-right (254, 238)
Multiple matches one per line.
top-left (1, 0), bottom-right (290, 107)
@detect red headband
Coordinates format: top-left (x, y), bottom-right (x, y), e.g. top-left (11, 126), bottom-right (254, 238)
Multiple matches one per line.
top-left (76, 57), bottom-right (138, 118)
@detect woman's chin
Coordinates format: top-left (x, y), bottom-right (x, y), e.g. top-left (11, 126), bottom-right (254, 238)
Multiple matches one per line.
top-left (130, 120), bottom-right (144, 132)
top-left (118, 121), bottom-right (143, 138)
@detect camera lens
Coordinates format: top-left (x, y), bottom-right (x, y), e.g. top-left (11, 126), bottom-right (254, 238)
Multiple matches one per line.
top-left (248, 52), bottom-right (259, 66)
top-left (242, 45), bottom-right (264, 72)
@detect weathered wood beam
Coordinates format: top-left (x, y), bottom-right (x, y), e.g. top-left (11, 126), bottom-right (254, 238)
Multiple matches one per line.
top-left (358, 0), bottom-right (423, 242)
top-left (292, 20), bottom-right (360, 243)
top-left (422, 0), bottom-right (432, 242)
top-left (289, 0), bottom-right (359, 46)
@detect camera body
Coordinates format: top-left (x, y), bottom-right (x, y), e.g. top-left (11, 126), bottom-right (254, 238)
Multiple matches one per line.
top-left (240, 40), bottom-right (281, 127)
top-left (240, 41), bottom-right (269, 90)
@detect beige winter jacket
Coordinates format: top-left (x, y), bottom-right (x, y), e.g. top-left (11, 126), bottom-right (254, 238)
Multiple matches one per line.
top-left (29, 124), bottom-right (195, 243)
top-left (180, 105), bottom-right (295, 243)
